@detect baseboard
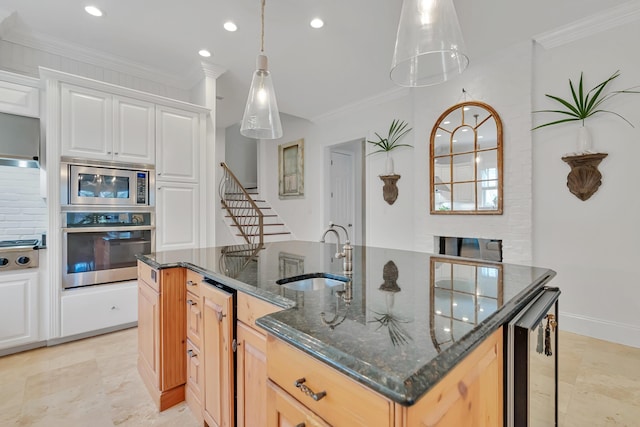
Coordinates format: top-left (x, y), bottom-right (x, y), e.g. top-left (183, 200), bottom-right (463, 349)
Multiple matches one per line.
top-left (47, 322), bottom-right (137, 346)
top-left (0, 340), bottom-right (47, 357)
top-left (560, 312), bottom-right (640, 349)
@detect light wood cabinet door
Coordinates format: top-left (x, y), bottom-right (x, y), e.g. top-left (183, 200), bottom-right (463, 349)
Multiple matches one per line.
top-left (61, 83), bottom-right (112, 160)
top-left (186, 291), bottom-right (202, 349)
top-left (156, 181), bottom-right (199, 251)
top-left (202, 283), bottom-right (235, 427)
top-left (138, 278), bottom-right (160, 389)
top-left (267, 380), bottom-right (330, 427)
top-left (113, 95), bottom-right (155, 164)
top-left (156, 106), bottom-right (200, 182)
top-left (237, 321), bottom-right (268, 427)
top-left (398, 328), bottom-right (504, 427)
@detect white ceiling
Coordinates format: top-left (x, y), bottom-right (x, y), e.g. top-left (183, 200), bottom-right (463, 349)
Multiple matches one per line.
top-left (0, 0), bottom-right (631, 129)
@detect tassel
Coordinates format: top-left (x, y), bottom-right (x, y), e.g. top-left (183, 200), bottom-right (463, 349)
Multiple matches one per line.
top-left (544, 318), bottom-right (553, 357)
top-left (536, 323), bottom-right (544, 354)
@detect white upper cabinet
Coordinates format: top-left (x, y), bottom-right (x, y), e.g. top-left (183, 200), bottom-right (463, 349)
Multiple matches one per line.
top-left (113, 96), bottom-right (156, 164)
top-left (0, 78), bottom-right (39, 118)
top-left (156, 106), bottom-right (199, 182)
top-left (61, 84), bottom-right (155, 165)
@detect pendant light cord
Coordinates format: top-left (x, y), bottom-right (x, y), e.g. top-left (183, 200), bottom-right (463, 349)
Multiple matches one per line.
top-left (260, 0), bottom-right (265, 53)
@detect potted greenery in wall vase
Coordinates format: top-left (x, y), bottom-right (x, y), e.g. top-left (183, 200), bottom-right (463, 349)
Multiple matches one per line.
top-left (533, 70), bottom-right (640, 201)
top-left (368, 119), bottom-right (412, 205)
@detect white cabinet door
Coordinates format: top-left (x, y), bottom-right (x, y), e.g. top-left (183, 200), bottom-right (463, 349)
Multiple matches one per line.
top-left (113, 96), bottom-right (155, 165)
top-left (61, 84), bottom-right (113, 161)
top-left (156, 106), bottom-right (199, 182)
top-left (0, 271), bottom-right (39, 350)
top-left (61, 281), bottom-right (138, 337)
top-left (0, 79), bottom-right (39, 117)
top-left (156, 181), bottom-right (200, 250)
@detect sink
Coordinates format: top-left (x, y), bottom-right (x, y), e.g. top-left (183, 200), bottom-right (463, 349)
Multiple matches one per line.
top-left (276, 273), bottom-right (349, 292)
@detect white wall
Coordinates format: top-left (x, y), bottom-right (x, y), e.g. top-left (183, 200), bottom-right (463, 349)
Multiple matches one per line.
top-left (0, 165), bottom-right (47, 240)
top-left (532, 22), bottom-right (640, 348)
top-left (225, 123), bottom-right (257, 188)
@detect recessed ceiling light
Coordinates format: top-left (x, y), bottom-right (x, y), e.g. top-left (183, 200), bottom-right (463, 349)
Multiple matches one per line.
top-left (198, 49), bottom-right (211, 58)
top-left (85, 5), bottom-right (103, 17)
top-left (310, 18), bottom-right (324, 29)
top-left (224, 21), bottom-right (237, 32)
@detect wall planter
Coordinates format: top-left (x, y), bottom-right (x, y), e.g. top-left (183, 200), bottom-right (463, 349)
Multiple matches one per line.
top-left (561, 152), bottom-right (608, 201)
top-left (379, 174), bottom-right (400, 205)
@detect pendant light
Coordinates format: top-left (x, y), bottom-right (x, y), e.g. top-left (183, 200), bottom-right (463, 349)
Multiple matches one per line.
top-left (240, 0), bottom-right (283, 139)
top-left (390, 0), bottom-right (469, 87)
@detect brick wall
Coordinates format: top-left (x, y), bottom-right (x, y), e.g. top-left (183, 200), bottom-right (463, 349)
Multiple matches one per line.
top-left (0, 165), bottom-right (47, 241)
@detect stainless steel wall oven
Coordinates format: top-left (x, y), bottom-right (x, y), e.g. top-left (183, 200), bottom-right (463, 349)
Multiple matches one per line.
top-left (62, 211), bottom-right (154, 289)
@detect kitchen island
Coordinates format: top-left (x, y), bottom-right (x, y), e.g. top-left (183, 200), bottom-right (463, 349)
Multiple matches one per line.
top-left (137, 240), bottom-right (556, 426)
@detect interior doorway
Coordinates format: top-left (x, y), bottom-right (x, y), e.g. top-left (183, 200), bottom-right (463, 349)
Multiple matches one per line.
top-left (327, 138), bottom-right (365, 246)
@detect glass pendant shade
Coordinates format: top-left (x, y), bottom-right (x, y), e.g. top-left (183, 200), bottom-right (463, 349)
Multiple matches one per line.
top-left (240, 54), bottom-right (283, 139)
top-left (391, 0), bottom-right (469, 87)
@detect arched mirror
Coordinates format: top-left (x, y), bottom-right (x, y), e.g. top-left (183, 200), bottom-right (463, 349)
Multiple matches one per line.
top-left (430, 101), bottom-right (503, 214)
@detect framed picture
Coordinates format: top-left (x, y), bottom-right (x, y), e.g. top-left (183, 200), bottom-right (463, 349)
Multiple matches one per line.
top-left (278, 139), bottom-right (304, 199)
top-left (279, 252), bottom-right (305, 278)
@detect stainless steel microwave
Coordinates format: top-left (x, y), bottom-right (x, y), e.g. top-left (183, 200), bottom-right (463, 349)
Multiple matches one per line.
top-left (65, 164), bottom-right (152, 206)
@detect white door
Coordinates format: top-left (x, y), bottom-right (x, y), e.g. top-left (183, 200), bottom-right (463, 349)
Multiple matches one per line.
top-left (329, 150), bottom-right (355, 243)
top-left (113, 95), bottom-right (155, 165)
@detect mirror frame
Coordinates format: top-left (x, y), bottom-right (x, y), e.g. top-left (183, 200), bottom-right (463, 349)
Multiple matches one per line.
top-left (429, 101), bottom-right (503, 215)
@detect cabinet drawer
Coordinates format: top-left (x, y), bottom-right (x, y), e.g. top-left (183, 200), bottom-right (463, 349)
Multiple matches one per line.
top-left (138, 261), bottom-right (159, 292)
top-left (186, 269), bottom-right (204, 297)
top-left (267, 336), bottom-right (393, 427)
top-left (186, 339), bottom-right (204, 424)
top-left (61, 282), bottom-right (137, 337)
top-left (237, 292), bottom-right (281, 332)
top-left (186, 291), bottom-right (202, 349)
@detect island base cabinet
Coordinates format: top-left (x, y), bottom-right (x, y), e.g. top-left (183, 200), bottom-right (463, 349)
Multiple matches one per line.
top-left (267, 380), bottom-right (331, 427)
top-left (397, 328), bottom-right (504, 427)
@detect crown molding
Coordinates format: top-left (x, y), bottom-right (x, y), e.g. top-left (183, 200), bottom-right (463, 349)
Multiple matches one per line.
top-left (183, 61), bottom-right (227, 89)
top-left (311, 86), bottom-right (410, 124)
top-left (3, 28), bottom-right (194, 91)
top-left (534, 1), bottom-right (640, 49)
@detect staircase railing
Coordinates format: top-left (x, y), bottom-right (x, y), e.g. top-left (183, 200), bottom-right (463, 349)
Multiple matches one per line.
top-left (219, 162), bottom-right (264, 246)
top-left (218, 244), bottom-right (262, 279)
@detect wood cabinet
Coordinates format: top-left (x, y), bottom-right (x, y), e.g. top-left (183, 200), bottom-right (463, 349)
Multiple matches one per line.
top-left (266, 328), bottom-right (504, 427)
top-left (0, 271), bottom-right (39, 351)
top-left (267, 335), bottom-right (394, 427)
top-left (397, 328), bottom-right (504, 427)
top-left (156, 181), bottom-right (200, 251)
top-left (185, 270), bottom-right (204, 424)
top-left (236, 292), bottom-right (282, 427)
top-left (267, 380), bottom-right (331, 427)
top-left (137, 262), bottom-right (186, 411)
top-left (61, 84), bottom-right (155, 164)
top-left (201, 281), bottom-right (235, 427)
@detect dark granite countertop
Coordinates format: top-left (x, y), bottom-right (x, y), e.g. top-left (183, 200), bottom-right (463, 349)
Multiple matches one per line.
top-left (136, 240), bottom-right (556, 405)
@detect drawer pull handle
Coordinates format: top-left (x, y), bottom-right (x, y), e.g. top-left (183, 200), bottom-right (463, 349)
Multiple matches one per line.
top-left (187, 299), bottom-right (197, 306)
top-left (294, 378), bottom-right (326, 401)
top-left (187, 280), bottom-right (196, 286)
top-left (216, 310), bottom-right (226, 322)
top-left (187, 349), bottom-right (197, 358)
top-left (295, 424), bottom-right (305, 427)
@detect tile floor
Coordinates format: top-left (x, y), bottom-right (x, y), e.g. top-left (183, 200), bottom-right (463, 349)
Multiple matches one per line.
top-left (0, 328), bottom-right (638, 426)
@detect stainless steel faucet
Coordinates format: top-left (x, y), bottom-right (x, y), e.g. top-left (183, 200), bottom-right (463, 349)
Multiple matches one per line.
top-left (320, 222), bottom-right (353, 273)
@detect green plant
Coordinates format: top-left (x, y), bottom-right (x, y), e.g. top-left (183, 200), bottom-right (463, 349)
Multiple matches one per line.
top-left (367, 119), bottom-right (413, 154)
top-left (533, 70), bottom-right (640, 130)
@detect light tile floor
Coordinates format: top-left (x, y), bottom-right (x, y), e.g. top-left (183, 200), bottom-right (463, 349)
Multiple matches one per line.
top-left (0, 328), bottom-right (638, 426)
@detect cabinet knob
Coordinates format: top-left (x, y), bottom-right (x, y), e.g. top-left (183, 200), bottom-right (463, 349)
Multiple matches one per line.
top-left (295, 424), bottom-right (305, 427)
top-left (187, 280), bottom-right (196, 286)
top-left (110, 306), bottom-right (117, 310)
top-left (158, 172), bottom-right (162, 176)
top-left (107, 151), bottom-right (112, 154)
top-left (187, 349), bottom-right (197, 358)
top-left (294, 378), bottom-right (327, 401)
top-left (187, 299), bottom-right (197, 306)
top-left (114, 152), bottom-right (119, 155)
top-left (216, 310), bottom-right (226, 322)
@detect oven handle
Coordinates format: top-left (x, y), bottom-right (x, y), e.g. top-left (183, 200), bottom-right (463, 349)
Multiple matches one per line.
top-left (62, 226), bottom-right (155, 233)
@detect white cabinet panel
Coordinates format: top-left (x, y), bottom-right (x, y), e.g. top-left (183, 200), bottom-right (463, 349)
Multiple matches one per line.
top-left (61, 281), bottom-right (137, 337)
top-left (113, 96), bottom-right (155, 164)
top-left (156, 182), bottom-right (199, 250)
top-left (0, 79), bottom-right (39, 117)
top-left (0, 271), bottom-right (39, 350)
top-left (156, 106), bottom-right (199, 182)
top-left (61, 83), bottom-right (112, 160)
